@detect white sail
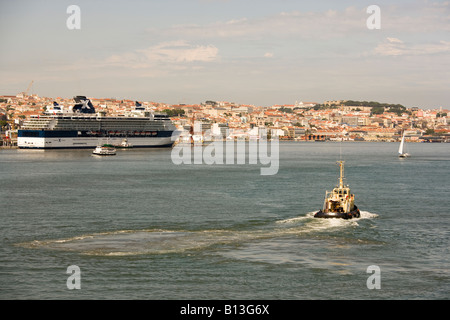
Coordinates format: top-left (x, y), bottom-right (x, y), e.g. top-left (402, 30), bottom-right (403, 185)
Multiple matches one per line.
top-left (398, 132), bottom-right (410, 157)
top-left (398, 132), bottom-right (405, 154)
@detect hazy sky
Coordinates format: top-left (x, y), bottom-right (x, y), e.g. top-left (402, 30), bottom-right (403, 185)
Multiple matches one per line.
top-left (1, 0), bottom-right (449, 108)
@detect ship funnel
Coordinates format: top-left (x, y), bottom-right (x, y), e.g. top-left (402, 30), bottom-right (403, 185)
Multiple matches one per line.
top-left (72, 96), bottom-right (95, 114)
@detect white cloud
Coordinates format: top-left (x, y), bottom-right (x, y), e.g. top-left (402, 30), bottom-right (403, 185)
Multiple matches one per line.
top-left (375, 38), bottom-right (450, 56)
top-left (138, 41), bottom-right (218, 63)
top-left (387, 37), bottom-right (404, 44)
top-left (151, 8), bottom-right (367, 41)
top-left (264, 52), bottom-right (274, 58)
top-left (147, 3), bottom-right (450, 43)
top-left (374, 38), bottom-right (407, 56)
top-left (105, 41), bottom-right (219, 68)
top-left (226, 18), bottom-right (248, 25)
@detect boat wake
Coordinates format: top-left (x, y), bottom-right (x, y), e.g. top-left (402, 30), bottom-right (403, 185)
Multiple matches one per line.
top-left (18, 211), bottom-right (378, 256)
top-left (277, 210), bottom-right (377, 225)
top-left (19, 229), bottom-right (253, 256)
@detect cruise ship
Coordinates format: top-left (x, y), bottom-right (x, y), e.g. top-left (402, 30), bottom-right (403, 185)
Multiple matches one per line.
top-left (18, 96), bottom-right (179, 149)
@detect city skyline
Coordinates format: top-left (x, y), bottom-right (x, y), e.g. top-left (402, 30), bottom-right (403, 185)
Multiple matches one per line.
top-left (1, 0), bottom-right (449, 109)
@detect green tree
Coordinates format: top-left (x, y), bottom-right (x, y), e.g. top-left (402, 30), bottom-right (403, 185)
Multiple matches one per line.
top-left (371, 106), bottom-right (385, 115)
top-left (279, 107), bottom-right (293, 113)
top-left (425, 128), bottom-right (436, 135)
top-left (163, 109), bottom-right (185, 117)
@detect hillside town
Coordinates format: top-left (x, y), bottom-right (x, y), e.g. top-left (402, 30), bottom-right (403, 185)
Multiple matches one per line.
top-left (1, 93), bottom-right (449, 147)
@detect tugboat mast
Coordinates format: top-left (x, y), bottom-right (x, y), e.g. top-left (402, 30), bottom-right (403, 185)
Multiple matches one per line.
top-left (337, 160), bottom-right (345, 188)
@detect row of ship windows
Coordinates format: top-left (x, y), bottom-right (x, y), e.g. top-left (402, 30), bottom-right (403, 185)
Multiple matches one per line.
top-left (22, 120), bottom-right (170, 126)
top-left (22, 125), bottom-right (169, 130)
top-left (19, 130), bottom-right (173, 138)
top-left (26, 119), bottom-right (170, 123)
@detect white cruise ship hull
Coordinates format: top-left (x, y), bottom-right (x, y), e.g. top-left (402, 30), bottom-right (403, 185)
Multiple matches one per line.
top-left (18, 136), bottom-right (174, 149)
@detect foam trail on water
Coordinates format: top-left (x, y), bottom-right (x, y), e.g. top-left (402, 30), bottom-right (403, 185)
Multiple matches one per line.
top-left (18, 211), bottom-right (379, 256)
top-left (276, 212), bottom-right (314, 224)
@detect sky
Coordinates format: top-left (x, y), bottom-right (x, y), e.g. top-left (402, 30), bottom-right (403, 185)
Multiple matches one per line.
top-left (0, 0), bottom-right (449, 108)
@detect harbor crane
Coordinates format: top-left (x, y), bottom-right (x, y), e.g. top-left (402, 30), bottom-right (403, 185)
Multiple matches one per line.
top-left (25, 80), bottom-right (34, 96)
top-left (19, 80), bottom-right (34, 97)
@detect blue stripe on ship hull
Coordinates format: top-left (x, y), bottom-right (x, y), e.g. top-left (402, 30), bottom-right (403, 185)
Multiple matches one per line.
top-left (18, 130), bottom-right (78, 138)
top-left (19, 143), bottom-right (174, 149)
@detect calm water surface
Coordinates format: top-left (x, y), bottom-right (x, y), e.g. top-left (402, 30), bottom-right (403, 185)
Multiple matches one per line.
top-left (0, 142), bottom-right (449, 299)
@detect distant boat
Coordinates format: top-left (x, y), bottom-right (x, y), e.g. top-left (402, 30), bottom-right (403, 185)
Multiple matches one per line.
top-left (314, 161), bottom-right (360, 219)
top-left (93, 144), bottom-right (116, 156)
top-left (114, 138), bottom-right (133, 149)
top-left (398, 131), bottom-right (410, 158)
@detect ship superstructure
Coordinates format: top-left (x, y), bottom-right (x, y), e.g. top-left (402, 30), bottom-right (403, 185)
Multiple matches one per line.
top-left (18, 96), bottom-right (179, 149)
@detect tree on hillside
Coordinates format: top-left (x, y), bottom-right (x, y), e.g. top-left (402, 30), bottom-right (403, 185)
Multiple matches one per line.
top-left (163, 109), bottom-right (185, 117)
top-left (371, 106), bottom-right (385, 115)
top-left (425, 128), bottom-right (436, 135)
top-left (279, 107), bottom-right (293, 113)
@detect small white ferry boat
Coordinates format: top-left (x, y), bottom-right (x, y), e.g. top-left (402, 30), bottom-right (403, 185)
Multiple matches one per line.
top-left (314, 161), bottom-right (360, 219)
top-left (92, 144), bottom-right (116, 156)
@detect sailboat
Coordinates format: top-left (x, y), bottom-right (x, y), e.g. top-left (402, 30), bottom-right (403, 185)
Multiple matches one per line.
top-left (398, 131), bottom-right (410, 158)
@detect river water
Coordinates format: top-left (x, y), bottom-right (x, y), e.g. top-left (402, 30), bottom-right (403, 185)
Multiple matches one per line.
top-left (0, 142), bottom-right (448, 299)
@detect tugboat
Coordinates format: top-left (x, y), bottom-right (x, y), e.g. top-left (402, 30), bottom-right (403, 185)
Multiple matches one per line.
top-left (114, 138), bottom-right (133, 149)
top-left (314, 161), bottom-right (360, 219)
